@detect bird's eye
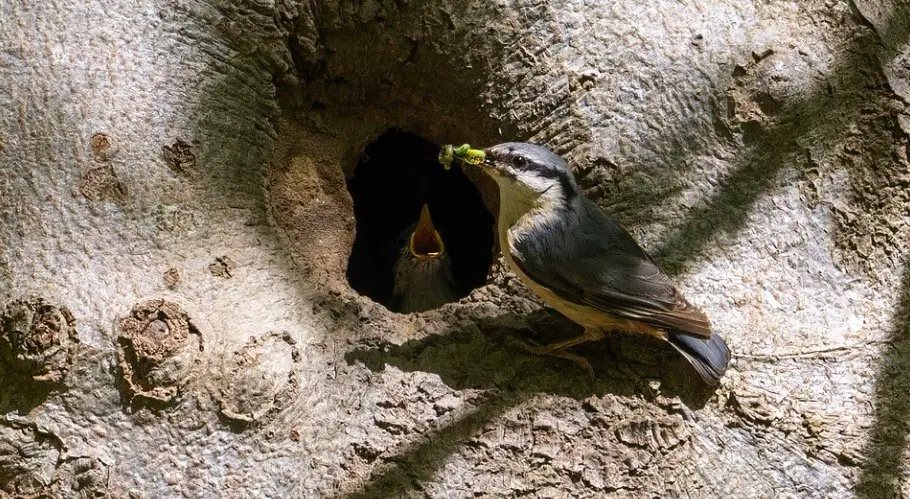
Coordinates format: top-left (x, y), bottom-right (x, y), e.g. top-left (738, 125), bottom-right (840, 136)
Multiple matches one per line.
top-left (513, 155), bottom-right (528, 169)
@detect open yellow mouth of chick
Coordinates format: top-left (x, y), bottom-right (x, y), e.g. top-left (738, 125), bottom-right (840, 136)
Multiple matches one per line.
top-left (409, 204), bottom-right (445, 259)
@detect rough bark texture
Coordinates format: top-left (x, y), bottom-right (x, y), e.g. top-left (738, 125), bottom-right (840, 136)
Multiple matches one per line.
top-left (2, 0), bottom-right (910, 497)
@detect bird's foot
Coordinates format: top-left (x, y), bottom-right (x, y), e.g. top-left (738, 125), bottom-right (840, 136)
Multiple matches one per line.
top-left (510, 336), bottom-right (595, 379)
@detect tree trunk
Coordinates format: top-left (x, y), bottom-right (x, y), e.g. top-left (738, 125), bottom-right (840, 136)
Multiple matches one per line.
top-left (2, 0), bottom-right (909, 497)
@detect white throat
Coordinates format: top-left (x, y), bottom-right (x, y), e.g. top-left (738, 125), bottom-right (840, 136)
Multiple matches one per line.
top-left (490, 174), bottom-right (565, 245)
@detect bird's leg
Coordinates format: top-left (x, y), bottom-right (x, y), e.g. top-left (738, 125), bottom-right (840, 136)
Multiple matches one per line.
top-left (509, 328), bottom-right (602, 379)
top-left (529, 328), bottom-right (603, 353)
top-left (512, 337), bottom-right (595, 378)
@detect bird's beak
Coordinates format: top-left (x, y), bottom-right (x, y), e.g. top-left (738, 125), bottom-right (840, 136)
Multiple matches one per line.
top-left (409, 204), bottom-right (445, 258)
top-left (480, 148), bottom-right (498, 169)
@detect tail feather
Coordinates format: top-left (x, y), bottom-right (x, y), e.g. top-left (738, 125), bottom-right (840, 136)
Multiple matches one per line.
top-left (667, 331), bottom-right (731, 386)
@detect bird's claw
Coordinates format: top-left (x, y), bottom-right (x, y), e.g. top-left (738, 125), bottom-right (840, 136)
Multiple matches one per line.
top-left (510, 335), bottom-right (595, 380)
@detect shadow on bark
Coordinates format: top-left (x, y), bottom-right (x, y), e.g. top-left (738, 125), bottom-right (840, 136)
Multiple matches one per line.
top-left (343, 310), bottom-right (718, 497)
top-left (652, 21), bottom-right (905, 275)
top-left (194, 0), bottom-right (910, 495)
top-left (343, 390), bottom-right (523, 499)
top-left (855, 261), bottom-right (910, 497)
top-left (838, 7), bottom-right (910, 493)
top-left (340, 11), bottom-right (910, 497)
top-left (347, 310), bottom-right (717, 407)
top-left (0, 376), bottom-right (54, 415)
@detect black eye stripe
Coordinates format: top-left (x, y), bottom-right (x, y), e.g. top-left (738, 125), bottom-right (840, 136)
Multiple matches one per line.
top-left (529, 163), bottom-right (577, 202)
top-left (507, 155), bottom-right (559, 178)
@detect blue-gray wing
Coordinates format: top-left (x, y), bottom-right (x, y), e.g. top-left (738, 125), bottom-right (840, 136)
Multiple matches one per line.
top-left (509, 198), bottom-right (712, 337)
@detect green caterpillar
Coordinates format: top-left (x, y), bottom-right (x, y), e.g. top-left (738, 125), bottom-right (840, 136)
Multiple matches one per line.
top-left (438, 144), bottom-right (485, 170)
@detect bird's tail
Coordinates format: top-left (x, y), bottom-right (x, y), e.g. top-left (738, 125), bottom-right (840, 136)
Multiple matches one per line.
top-left (667, 331), bottom-right (731, 386)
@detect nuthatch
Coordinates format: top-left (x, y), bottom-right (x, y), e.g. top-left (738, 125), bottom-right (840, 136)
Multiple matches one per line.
top-left (391, 204), bottom-right (459, 313)
top-left (474, 142), bottom-right (731, 385)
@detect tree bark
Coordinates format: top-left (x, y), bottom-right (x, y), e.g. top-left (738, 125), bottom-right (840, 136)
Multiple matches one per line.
top-left (1, 0), bottom-right (909, 497)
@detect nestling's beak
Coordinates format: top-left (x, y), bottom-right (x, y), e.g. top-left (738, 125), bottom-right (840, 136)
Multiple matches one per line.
top-left (409, 204), bottom-right (445, 258)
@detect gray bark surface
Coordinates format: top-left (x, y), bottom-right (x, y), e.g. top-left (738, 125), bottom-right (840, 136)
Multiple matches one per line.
top-left (1, 0), bottom-right (909, 497)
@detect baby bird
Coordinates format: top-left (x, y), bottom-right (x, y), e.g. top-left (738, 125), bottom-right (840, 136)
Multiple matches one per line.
top-left (390, 204), bottom-right (459, 313)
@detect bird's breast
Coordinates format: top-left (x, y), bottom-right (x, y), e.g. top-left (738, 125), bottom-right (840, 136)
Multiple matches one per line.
top-left (391, 254), bottom-right (459, 313)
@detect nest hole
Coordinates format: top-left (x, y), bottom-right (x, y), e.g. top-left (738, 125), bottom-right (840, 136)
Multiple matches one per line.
top-left (346, 129), bottom-right (495, 312)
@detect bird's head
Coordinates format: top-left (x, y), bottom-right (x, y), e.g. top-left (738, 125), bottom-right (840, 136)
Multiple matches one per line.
top-left (407, 204), bottom-right (446, 260)
top-left (479, 142), bottom-right (578, 202)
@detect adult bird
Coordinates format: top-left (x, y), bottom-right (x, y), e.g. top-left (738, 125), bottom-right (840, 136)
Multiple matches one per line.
top-left (390, 204), bottom-right (459, 313)
top-left (474, 142), bottom-right (731, 385)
